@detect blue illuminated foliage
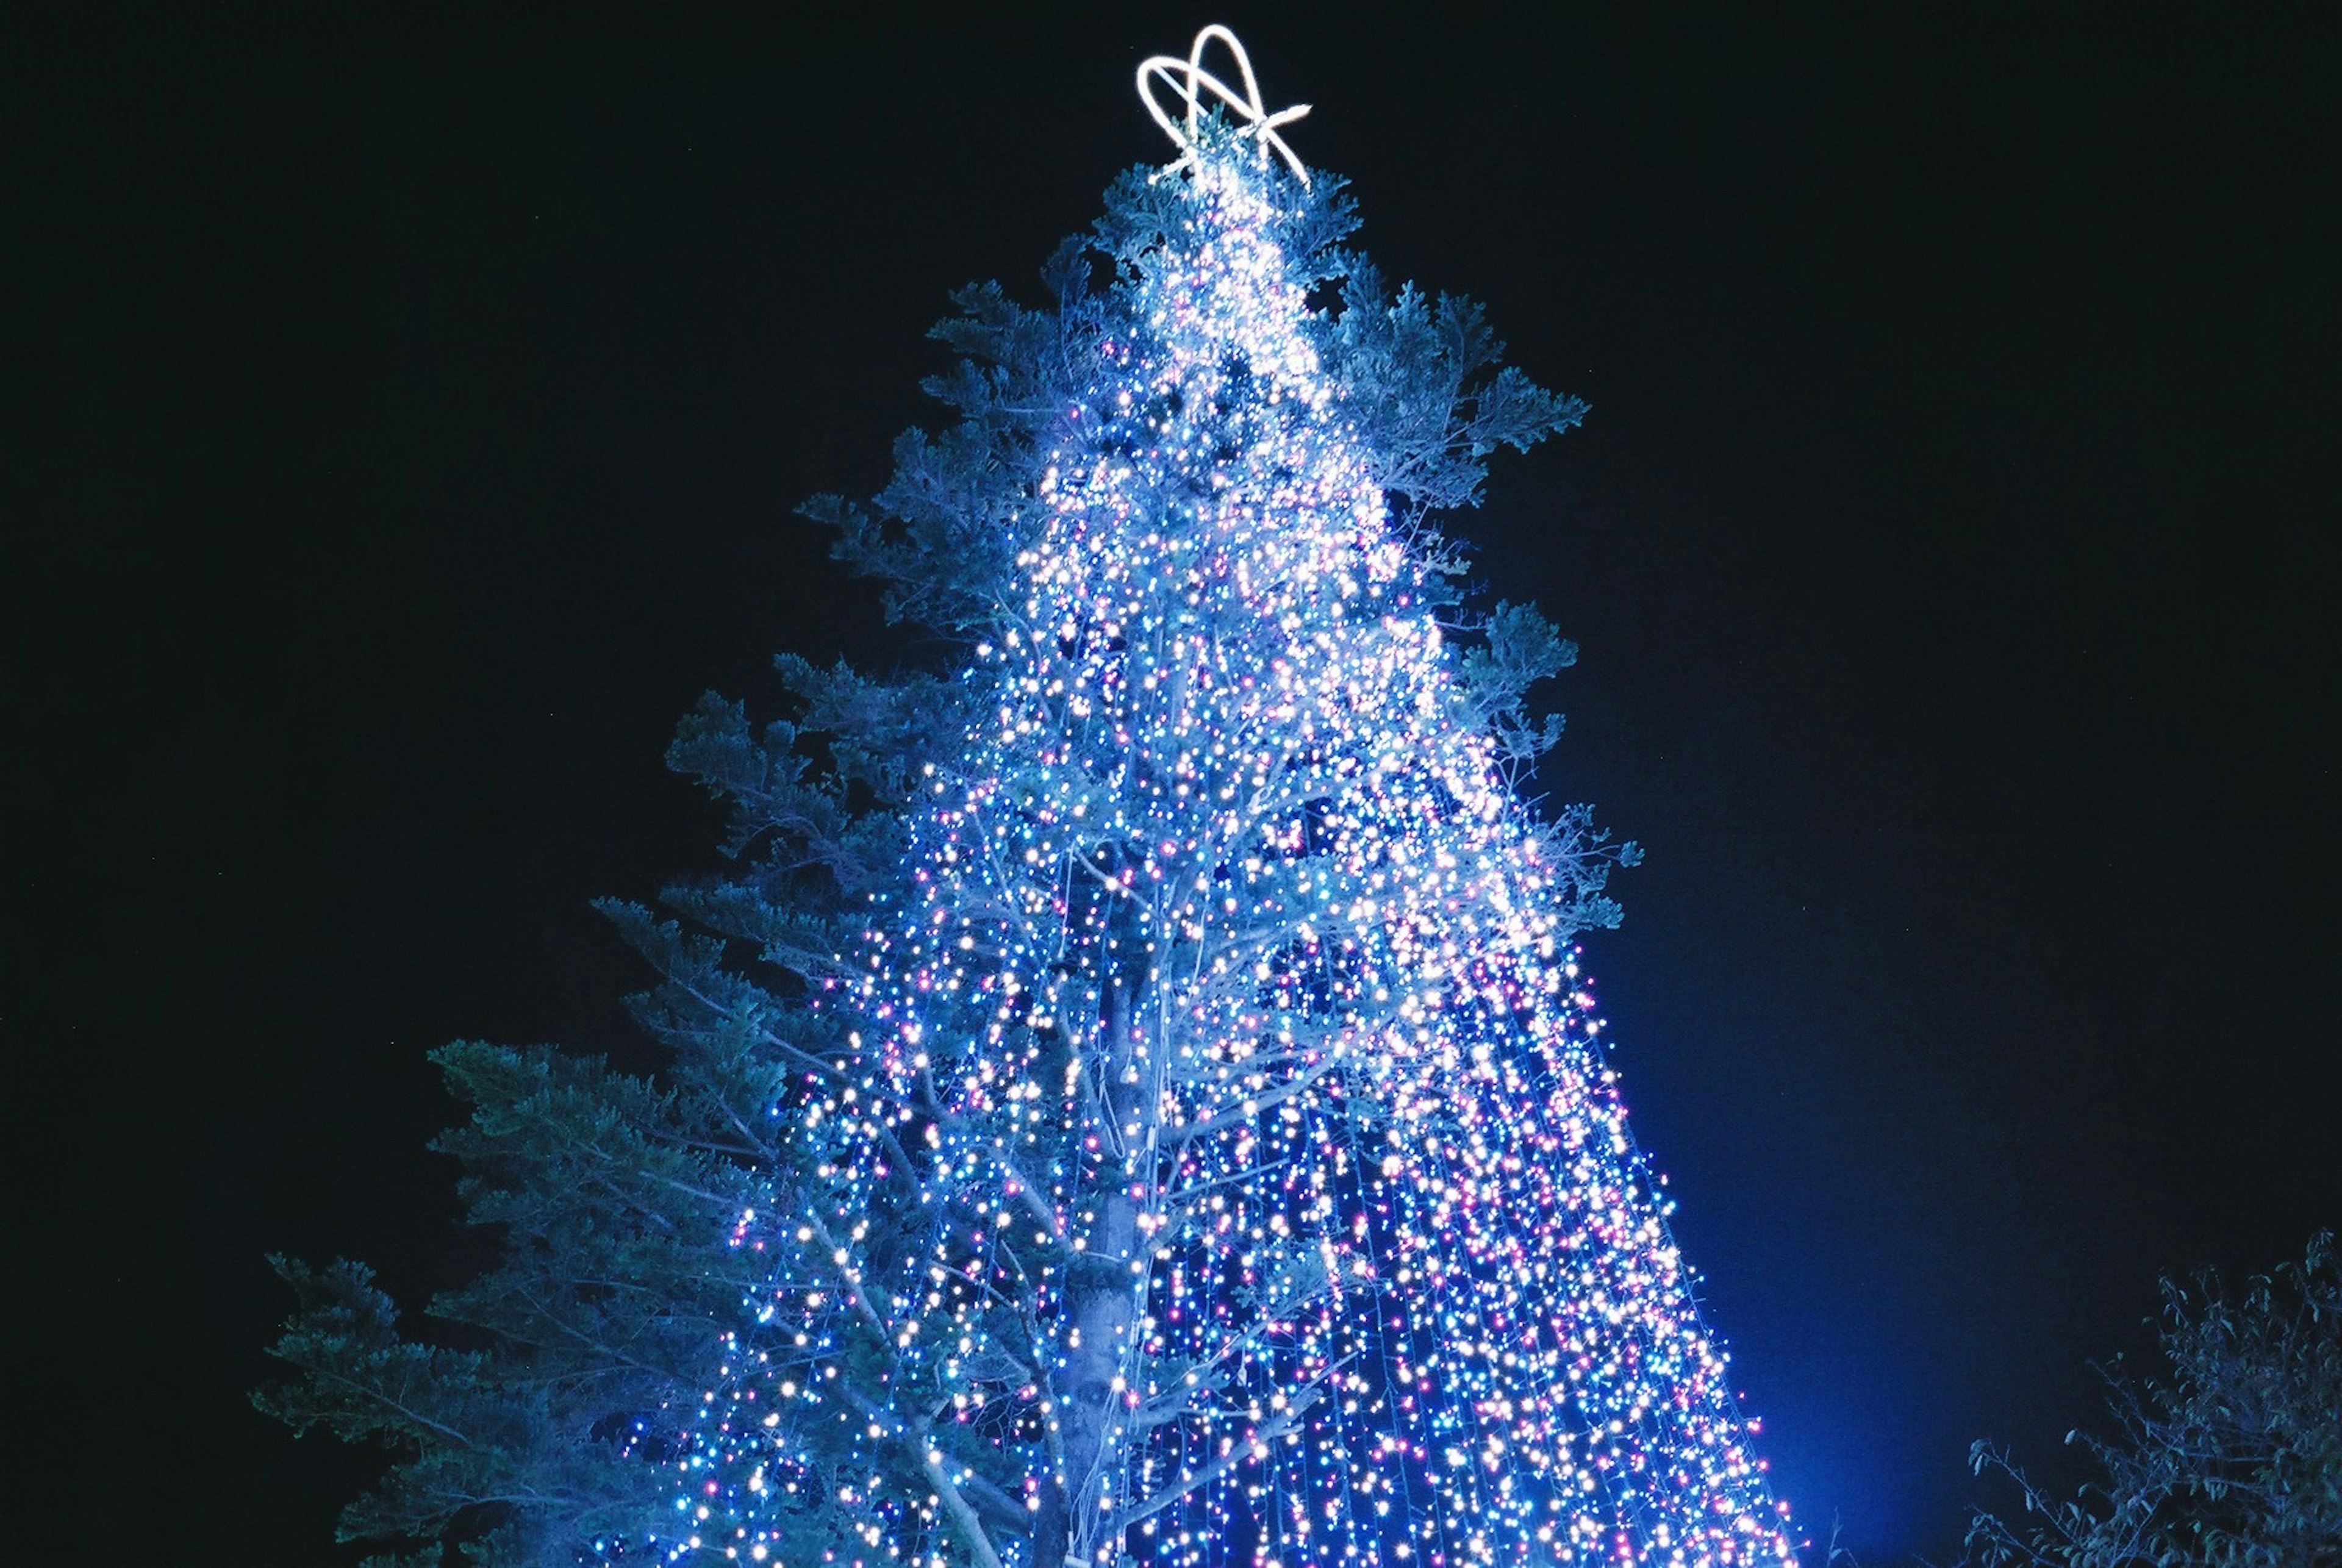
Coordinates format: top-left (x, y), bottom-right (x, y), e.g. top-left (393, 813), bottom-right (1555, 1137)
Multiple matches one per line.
top-left (1964, 1236), bottom-right (2342, 1568)
top-left (260, 111), bottom-right (1790, 1568)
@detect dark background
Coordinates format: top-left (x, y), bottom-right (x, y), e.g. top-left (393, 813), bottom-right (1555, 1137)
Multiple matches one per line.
top-left (4, 5), bottom-right (2333, 1561)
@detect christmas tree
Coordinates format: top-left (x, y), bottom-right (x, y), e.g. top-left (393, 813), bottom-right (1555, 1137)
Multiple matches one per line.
top-left (260, 27), bottom-right (1794, 1568)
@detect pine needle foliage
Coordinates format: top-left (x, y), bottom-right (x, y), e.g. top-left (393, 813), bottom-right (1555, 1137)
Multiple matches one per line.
top-left (259, 115), bottom-right (1792, 1568)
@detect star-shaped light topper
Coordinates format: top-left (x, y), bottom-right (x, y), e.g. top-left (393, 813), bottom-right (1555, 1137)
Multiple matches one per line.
top-left (1136, 24), bottom-right (1311, 188)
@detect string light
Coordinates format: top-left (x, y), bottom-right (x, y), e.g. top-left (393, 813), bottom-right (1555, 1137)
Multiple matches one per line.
top-left (639, 30), bottom-right (1793, 1568)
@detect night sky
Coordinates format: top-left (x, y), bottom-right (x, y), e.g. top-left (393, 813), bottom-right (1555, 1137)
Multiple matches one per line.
top-left (4, 6), bottom-right (2333, 1562)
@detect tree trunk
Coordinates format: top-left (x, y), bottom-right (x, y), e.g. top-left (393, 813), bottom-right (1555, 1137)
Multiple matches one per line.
top-left (1048, 900), bottom-right (1155, 1568)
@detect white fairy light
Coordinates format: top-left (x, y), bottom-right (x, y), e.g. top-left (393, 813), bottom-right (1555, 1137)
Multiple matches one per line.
top-left (643, 30), bottom-right (1794, 1568)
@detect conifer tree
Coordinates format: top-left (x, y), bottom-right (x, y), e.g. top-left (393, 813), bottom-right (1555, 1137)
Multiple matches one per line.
top-left (260, 29), bottom-right (1794, 1568)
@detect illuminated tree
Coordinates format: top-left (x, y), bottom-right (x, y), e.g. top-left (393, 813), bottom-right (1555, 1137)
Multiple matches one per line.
top-left (1964, 1235), bottom-right (2342, 1568)
top-left (259, 29), bottom-right (1793, 1568)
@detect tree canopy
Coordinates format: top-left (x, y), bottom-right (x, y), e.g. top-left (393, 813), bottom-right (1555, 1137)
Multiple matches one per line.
top-left (260, 116), bottom-right (1787, 1568)
top-left (1965, 1235), bottom-right (2342, 1568)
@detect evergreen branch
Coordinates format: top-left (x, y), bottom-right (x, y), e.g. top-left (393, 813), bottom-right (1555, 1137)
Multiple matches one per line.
top-left (1161, 1056), bottom-right (1336, 1148)
top-left (1115, 1360), bottom-right (1347, 1531)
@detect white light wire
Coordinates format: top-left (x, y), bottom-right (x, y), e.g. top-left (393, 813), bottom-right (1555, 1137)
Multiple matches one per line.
top-left (1136, 24), bottom-right (1312, 187)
